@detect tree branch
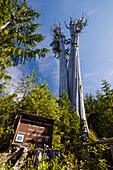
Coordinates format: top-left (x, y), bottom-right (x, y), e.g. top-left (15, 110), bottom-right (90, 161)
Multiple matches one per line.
top-left (64, 21), bottom-right (69, 29)
top-left (0, 21), bottom-right (11, 31)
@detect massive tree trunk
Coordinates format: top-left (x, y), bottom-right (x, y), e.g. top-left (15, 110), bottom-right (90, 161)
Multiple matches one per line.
top-left (67, 18), bottom-right (89, 133)
top-left (53, 16), bottom-right (89, 134)
top-left (59, 24), bottom-right (68, 96)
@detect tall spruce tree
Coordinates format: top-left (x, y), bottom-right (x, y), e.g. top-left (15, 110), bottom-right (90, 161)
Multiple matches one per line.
top-left (0, 0), bottom-right (49, 89)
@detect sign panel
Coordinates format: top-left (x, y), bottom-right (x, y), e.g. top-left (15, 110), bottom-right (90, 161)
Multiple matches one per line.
top-left (13, 113), bottom-right (54, 147)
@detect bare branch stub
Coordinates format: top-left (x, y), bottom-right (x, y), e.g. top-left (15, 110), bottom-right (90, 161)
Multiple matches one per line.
top-left (76, 14), bottom-right (88, 33)
top-left (64, 20), bottom-right (69, 29)
top-left (64, 15), bottom-right (88, 34)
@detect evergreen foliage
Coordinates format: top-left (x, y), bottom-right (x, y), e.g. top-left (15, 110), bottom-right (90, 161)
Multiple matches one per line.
top-left (0, 0), bottom-right (49, 90)
top-left (53, 92), bottom-right (81, 155)
top-left (0, 70), bottom-right (81, 154)
top-left (0, 72), bottom-right (111, 168)
top-left (85, 80), bottom-right (113, 139)
top-left (50, 24), bottom-right (70, 62)
top-left (0, 1), bottom-right (112, 168)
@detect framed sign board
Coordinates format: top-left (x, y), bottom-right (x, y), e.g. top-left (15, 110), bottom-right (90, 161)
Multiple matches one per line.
top-left (12, 113), bottom-right (54, 147)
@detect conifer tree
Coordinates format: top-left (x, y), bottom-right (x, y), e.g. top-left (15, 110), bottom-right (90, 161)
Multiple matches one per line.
top-left (0, 0), bottom-right (49, 88)
top-left (85, 80), bottom-right (113, 138)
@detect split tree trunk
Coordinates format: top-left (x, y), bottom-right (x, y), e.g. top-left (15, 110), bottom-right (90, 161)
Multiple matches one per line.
top-left (67, 18), bottom-right (89, 133)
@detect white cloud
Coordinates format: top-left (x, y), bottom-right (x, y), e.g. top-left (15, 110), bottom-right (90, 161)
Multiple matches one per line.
top-left (7, 67), bottom-right (23, 84)
top-left (36, 55), bottom-right (59, 94)
top-left (37, 55), bottom-right (59, 76)
top-left (61, 0), bottom-right (75, 12)
top-left (6, 67), bottom-right (23, 95)
top-left (84, 72), bottom-right (96, 79)
top-left (5, 54), bottom-right (59, 96)
top-left (87, 8), bottom-right (97, 16)
top-left (83, 69), bottom-right (113, 96)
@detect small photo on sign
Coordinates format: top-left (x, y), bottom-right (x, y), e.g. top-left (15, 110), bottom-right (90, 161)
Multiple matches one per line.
top-left (15, 134), bottom-right (24, 143)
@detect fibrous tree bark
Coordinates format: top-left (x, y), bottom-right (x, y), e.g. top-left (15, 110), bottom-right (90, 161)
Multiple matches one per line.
top-left (65, 16), bottom-right (89, 133)
top-left (51, 15), bottom-right (89, 134)
top-left (59, 23), bottom-right (68, 96)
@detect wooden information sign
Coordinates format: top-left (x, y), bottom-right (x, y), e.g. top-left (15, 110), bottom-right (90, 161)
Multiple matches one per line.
top-left (12, 113), bottom-right (54, 147)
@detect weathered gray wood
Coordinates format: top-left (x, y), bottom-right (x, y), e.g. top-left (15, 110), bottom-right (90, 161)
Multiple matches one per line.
top-left (67, 17), bottom-right (76, 108)
top-left (55, 17), bottom-right (89, 135)
top-left (13, 147), bottom-right (28, 170)
top-left (59, 23), bottom-right (68, 96)
top-left (84, 138), bottom-right (113, 162)
top-left (6, 147), bottom-right (24, 165)
top-left (66, 17), bottom-right (89, 133)
top-left (84, 137), bottom-right (113, 146)
top-left (2, 146), bottom-right (60, 169)
top-left (76, 35), bottom-right (89, 133)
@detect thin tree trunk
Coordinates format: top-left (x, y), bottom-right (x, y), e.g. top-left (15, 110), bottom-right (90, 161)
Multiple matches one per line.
top-left (59, 24), bottom-right (68, 96)
top-left (76, 35), bottom-right (89, 133)
top-left (68, 18), bottom-right (76, 108)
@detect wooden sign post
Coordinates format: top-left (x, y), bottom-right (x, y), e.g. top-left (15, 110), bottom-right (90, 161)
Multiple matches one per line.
top-left (13, 113), bottom-right (54, 148)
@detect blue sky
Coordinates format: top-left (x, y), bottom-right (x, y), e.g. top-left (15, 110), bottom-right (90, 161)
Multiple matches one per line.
top-left (9, 0), bottom-right (113, 97)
